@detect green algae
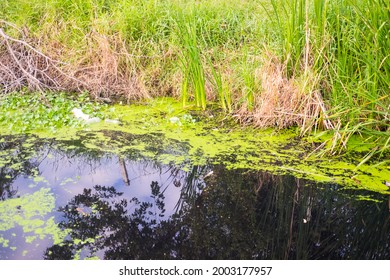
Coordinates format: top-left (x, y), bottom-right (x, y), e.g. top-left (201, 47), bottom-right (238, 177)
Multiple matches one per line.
top-left (0, 236), bottom-right (9, 247)
top-left (85, 256), bottom-right (100, 260)
top-left (0, 188), bottom-right (68, 254)
top-left (32, 175), bottom-right (49, 184)
top-left (37, 217), bottom-right (69, 244)
top-left (0, 188), bottom-right (54, 231)
top-left (0, 96), bottom-right (389, 195)
top-left (97, 100), bottom-right (390, 194)
top-left (60, 177), bottom-right (79, 186)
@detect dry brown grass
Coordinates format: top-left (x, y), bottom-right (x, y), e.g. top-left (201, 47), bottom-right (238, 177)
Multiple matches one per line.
top-left (0, 21), bottom-right (149, 102)
top-left (235, 52), bottom-right (333, 133)
top-left (69, 32), bottom-right (149, 102)
top-left (0, 21), bottom-right (74, 94)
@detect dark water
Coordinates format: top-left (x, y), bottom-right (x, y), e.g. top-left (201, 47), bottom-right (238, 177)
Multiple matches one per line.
top-left (0, 134), bottom-right (389, 260)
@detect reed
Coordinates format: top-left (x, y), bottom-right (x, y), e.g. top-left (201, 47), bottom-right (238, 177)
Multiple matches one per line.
top-left (177, 17), bottom-right (207, 109)
top-left (209, 58), bottom-right (232, 112)
top-left (261, 0), bottom-right (389, 158)
top-left (320, 0), bottom-right (389, 157)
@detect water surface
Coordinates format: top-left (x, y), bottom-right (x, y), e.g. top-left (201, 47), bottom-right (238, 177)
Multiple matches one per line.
top-left (0, 134), bottom-right (389, 259)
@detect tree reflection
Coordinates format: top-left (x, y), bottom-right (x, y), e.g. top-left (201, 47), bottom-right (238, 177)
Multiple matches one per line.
top-left (0, 135), bottom-right (40, 200)
top-left (44, 165), bottom-right (390, 260)
top-left (44, 182), bottom-right (181, 260)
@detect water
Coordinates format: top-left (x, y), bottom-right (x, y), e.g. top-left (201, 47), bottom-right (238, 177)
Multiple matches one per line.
top-left (0, 134), bottom-right (389, 259)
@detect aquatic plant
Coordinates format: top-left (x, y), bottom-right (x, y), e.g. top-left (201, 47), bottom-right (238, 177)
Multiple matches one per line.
top-left (0, 91), bottom-right (108, 132)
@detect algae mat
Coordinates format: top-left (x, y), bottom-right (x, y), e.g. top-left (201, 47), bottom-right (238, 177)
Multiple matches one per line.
top-left (0, 97), bottom-right (389, 195)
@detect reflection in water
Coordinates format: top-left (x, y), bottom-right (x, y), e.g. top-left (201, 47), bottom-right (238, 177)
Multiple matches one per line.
top-left (0, 135), bottom-right (389, 260)
top-left (0, 136), bottom-right (40, 200)
top-left (118, 157), bottom-right (130, 186)
top-left (44, 168), bottom-right (389, 260)
top-left (45, 183), bottom-right (176, 260)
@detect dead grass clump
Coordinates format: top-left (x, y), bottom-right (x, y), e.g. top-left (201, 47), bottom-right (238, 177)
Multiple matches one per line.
top-left (0, 21), bottom-right (149, 102)
top-left (69, 32), bottom-right (149, 102)
top-left (236, 53), bottom-right (333, 133)
top-left (0, 21), bottom-right (76, 94)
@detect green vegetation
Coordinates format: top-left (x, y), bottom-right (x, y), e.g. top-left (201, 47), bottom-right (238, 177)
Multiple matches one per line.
top-left (0, 0), bottom-right (388, 159)
top-left (0, 91), bottom-right (108, 132)
top-left (1, 95), bottom-right (388, 194)
top-left (263, 0), bottom-right (389, 158)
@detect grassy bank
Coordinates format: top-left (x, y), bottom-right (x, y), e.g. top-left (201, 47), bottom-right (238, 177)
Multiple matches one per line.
top-left (0, 0), bottom-right (389, 159)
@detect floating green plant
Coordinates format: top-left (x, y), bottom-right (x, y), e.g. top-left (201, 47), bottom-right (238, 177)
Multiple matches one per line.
top-left (0, 91), bottom-right (108, 133)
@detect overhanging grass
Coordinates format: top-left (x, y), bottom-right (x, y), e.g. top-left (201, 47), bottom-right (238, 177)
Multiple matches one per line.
top-left (0, 0), bottom-right (388, 160)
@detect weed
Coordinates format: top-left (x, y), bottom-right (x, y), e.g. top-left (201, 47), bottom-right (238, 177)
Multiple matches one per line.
top-left (0, 91), bottom-right (108, 132)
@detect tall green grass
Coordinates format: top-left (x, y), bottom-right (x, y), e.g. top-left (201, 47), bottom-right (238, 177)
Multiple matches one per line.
top-left (176, 16), bottom-right (207, 109)
top-left (1, 0), bottom-right (388, 159)
top-left (209, 60), bottom-right (232, 112)
top-left (262, 0), bottom-right (389, 158)
top-left (322, 0), bottom-right (389, 158)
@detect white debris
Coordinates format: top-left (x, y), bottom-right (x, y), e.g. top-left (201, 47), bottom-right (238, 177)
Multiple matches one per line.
top-left (85, 117), bottom-right (101, 124)
top-left (72, 108), bottom-right (121, 125)
top-left (105, 119), bottom-right (121, 125)
top-left (203, 171), bottom-right (214, 179)
top-left (169, 116), bottom-right (181, 124)
top-left (72, 108), bottom-right (101, 124)
top-left (72, 108), bottom-right (90, 121)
